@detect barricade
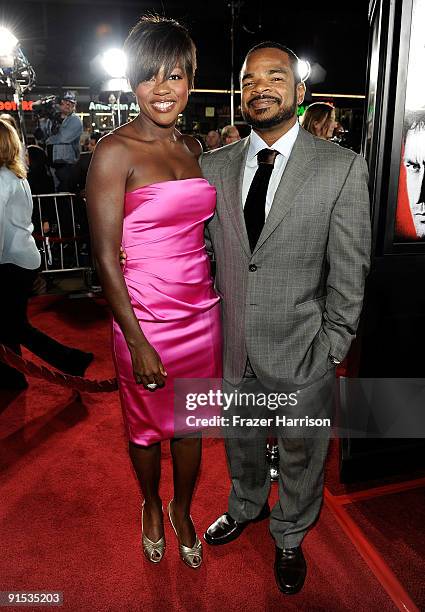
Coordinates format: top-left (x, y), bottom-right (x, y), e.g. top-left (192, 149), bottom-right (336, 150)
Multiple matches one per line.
top-left (32, 192), bottom-right (92, 273)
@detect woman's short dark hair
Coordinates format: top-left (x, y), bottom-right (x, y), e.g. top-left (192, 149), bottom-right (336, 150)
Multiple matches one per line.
top-left (124, 15), bottom-right (197, 91)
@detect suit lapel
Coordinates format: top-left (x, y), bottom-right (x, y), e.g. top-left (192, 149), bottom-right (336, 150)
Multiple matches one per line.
top-left (253, 128), bottom-right (317, 254)
top-left (221, 138), bottom-right (251, 256)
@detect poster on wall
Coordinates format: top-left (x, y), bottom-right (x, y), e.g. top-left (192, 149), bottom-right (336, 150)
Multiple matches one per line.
top-left (394, 0), bottom-right (425, 242)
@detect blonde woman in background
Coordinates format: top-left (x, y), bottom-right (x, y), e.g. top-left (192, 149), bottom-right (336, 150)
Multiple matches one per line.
top-left (301, 102), bottom-right (337, 140)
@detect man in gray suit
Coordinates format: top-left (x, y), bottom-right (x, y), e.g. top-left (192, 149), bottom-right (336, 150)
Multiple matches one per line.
top-left (201, 42), bottom-right (371, 594)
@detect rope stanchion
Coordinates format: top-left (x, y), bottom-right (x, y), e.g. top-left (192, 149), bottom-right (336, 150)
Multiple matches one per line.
top-left (32, 233), bottom-right (89, 243)
top-left (0, 344), bottom-right (117, 393)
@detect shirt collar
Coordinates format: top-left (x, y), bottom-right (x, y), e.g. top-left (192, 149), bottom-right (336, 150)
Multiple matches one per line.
top-left (247, 121), bottom-right (300, 162)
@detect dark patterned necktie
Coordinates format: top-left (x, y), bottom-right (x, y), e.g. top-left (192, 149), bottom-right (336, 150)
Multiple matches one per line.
top-left (244, 148), bottom-right (279, 251)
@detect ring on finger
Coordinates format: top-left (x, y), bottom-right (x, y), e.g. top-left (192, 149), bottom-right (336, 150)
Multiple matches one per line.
top-left (147, 382), bottom-right (158, 390)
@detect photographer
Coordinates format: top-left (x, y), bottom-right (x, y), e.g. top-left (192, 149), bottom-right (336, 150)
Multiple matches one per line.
top-left (40, 92), bottom-right (83, 192)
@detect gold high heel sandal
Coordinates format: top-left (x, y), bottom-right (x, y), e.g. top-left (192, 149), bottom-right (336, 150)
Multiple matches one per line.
top-left (168, 500), bottom-right (203, 569)
top-left (141, 502), bottom-right (165, 563)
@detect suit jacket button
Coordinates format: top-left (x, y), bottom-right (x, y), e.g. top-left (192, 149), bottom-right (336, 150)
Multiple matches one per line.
top-left (249, 264), bottom-right (257, 272)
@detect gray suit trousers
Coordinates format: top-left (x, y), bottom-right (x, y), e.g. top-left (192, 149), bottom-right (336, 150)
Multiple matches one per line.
top-left (226, 364), bottom-right (332, 548)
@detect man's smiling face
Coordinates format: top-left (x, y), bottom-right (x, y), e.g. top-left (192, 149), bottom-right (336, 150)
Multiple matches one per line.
top-left (240, 47), bottom-right (304, 131)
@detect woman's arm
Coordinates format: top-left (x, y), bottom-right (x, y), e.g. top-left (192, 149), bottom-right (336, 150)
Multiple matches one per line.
top-left (86, 136), bottom-right (167, 389)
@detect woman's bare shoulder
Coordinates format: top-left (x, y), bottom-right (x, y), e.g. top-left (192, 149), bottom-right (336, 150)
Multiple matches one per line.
top-left (96, 129), bottom-right (132, 152)
top-left (88, 131), bottom-right (135, 187)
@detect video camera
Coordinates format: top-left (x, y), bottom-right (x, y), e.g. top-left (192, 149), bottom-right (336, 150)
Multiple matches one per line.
top-left (32, 95), bottom-right (63, 136)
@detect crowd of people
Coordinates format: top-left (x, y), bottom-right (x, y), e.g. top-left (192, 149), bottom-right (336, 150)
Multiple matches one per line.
top-left (0, 13), bottom-right (371, 597)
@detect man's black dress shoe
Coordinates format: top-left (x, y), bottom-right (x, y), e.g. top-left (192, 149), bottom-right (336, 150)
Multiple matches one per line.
top-left (274, 545), bottom-right (306, 595)
top-left (204, 503), bottom-right (270, 545)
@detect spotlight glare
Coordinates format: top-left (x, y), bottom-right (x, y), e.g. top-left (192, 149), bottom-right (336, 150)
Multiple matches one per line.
top-left (298, 59), bottom-right (311, 82)
top-left (101, 48), bottom-right (127, 78)
top-left (0, 26), bottom-right (19, 56)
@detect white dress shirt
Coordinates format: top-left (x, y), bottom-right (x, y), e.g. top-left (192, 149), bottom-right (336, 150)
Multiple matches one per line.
top-left (0, 166), bottom-right (41, 269)
top-left (242, 121), bottom-right (299, 219)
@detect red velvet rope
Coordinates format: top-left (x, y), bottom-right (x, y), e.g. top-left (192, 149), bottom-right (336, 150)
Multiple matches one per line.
top-left (33, 234), bottom-right (89, 243)
top-left (0, 344), bottom-right (117, 393)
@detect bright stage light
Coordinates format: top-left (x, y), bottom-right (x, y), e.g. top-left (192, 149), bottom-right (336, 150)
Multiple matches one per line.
top-left (298, 59), bottom-right (311, 82)
top-left (101, 48), bottom-right (127, 78)
top-left (0, 26), bottom-right (19, 68)
top-left (0, 26), bottom-right (18, 55)
top-left (0, 25), bottom-right (35, 146)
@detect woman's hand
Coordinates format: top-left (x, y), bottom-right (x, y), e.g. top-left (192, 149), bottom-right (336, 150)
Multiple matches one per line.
top-left (129, 341), bottom-right (167, 390)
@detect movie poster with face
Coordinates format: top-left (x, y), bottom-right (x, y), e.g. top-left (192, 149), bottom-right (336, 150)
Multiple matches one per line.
top-left (395, 0), bottom-right (425, 242)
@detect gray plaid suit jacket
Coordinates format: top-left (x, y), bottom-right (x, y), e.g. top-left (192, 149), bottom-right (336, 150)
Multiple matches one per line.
top-left (200, 126), bottom-right (371, 389)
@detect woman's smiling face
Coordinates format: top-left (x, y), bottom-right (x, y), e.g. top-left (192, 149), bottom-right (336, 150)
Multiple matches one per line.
top-left (135, 64), bottom-right (189, 128)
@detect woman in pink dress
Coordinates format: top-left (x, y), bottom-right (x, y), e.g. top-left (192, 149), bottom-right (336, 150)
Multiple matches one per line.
top-left (86, 16), bottom-right (221, 568)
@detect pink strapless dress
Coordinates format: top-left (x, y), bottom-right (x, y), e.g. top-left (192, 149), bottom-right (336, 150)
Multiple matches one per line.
top-left (112, 178), bottom-right (222, 446)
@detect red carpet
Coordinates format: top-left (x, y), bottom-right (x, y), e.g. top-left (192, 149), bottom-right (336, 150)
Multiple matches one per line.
top-left (345, 489), bottom-right (425, 607)
top-left (0, 296), bottom-right (416, 611)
